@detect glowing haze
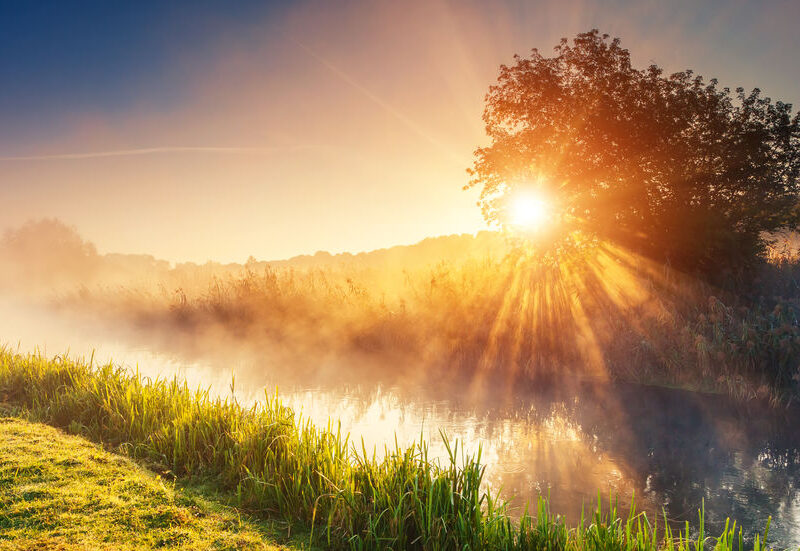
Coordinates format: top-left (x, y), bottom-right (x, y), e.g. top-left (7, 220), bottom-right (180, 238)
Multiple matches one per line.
top-left (1, 0), bottom-right (798, 263)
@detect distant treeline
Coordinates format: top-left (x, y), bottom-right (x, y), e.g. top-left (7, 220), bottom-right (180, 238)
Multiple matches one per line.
top-left (0, 218), bottom-right (508, 294)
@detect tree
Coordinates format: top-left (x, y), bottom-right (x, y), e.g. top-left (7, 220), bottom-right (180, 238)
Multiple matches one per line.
top-left (0, 218), bottom-right (99, 289)
top-left (468, 30), bottom-right (800, 280)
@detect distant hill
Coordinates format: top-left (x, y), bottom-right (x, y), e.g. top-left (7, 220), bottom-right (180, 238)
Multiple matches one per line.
top-left (259, 231), bottom-right (508, 271)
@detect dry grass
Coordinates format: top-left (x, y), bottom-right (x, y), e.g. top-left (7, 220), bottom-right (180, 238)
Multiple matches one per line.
top-left (56, 239), bottom-right (800, 405)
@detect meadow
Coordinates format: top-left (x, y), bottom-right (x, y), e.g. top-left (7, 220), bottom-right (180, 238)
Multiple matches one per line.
top-left (0, 349), bottom-right (777, 550)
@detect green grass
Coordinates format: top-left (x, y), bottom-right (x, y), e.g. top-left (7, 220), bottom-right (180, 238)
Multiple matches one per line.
top-left (0, 349), bottom-right (782, 550)
top-left (0, 412), bottom-right (299, 550)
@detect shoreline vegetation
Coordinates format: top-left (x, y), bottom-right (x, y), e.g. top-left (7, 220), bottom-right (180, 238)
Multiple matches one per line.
top-left (4, 221), bottom-right (800, 407)
top-left (57, 235), bottom-right (800, 408)
top-left (0, 349), bottom-right (780, 550)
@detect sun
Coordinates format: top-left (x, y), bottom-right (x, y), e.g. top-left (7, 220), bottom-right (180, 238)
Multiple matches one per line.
top-left (509, 194), bottom-right (550, 230)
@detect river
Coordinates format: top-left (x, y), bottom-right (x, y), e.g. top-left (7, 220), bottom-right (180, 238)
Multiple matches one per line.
top-left (2, 298), bottom-right (798, 549)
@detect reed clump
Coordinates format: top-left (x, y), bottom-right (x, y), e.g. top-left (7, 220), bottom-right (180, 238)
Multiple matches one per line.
top-left (0, 349), bottom-right (779, 550)
top-left (59, 240), bottom-right (800, 405)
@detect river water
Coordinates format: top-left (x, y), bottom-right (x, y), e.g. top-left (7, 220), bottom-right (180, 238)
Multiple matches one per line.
top-left (2, 299), bottom-right (799, 549)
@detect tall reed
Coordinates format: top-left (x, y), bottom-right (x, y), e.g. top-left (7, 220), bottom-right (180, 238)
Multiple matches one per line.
top-left (59, 245), bottom-right (800, 404)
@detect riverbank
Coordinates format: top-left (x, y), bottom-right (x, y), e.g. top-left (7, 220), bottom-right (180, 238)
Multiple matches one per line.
top-left (0, 348), bottom-right (781, 550)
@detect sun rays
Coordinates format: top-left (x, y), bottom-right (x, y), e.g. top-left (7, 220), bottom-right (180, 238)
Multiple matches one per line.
top-left (467, 239), bottom-right (685, 402)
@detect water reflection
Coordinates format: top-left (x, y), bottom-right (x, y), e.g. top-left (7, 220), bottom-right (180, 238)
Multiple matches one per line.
top-left (1, 300), bottom-right (799, 548)
top-left (269, 381), bottom-right (800, 548)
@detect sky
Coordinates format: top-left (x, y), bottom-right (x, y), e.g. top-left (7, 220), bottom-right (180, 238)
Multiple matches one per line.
top-left (1, 0), bottom-right (799, 263)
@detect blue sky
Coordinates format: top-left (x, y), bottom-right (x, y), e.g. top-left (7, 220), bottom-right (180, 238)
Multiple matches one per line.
top-left (0, 1), bottom-right (287, 144)
top-left (1, 0), bottom-right (798, 262)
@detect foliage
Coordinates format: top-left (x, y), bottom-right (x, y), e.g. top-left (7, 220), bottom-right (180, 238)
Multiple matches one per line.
top-left (468, 30), bottom-right (800, 280)
top-left (0, 218), bottom-right (100, 290)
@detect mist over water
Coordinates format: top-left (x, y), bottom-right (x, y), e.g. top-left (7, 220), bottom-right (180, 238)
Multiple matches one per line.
top-left (2, 296), bottom-right (798, 548)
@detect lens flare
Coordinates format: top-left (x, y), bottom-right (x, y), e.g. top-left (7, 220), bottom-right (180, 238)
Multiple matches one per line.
top-left (510, 194), bottom-right (549, 230)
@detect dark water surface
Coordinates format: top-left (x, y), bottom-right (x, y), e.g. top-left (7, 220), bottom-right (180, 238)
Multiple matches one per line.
top-left (3, 300), bottom-right (799, 548)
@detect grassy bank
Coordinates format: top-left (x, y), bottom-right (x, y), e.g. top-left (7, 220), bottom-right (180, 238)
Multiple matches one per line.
top-left (0, 349), bottom-right (779, 550)
top-left (0, 413), bottom-right (297, 550)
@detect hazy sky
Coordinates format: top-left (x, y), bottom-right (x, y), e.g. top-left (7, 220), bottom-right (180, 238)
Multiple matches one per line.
top-left (1, 0), bottom-right (798, 263)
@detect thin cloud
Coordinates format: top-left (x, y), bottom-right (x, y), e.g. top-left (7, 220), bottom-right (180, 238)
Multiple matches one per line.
top-left (0, 145), bottom-right (314, 162)
top-left (289, 36), bottom-right (469, 167)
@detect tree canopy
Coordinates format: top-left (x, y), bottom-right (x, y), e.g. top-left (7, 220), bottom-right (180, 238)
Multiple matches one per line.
top-left (0, 218), bottom-right (99, 288)
top-left (468, 30), bottom-right (800, 279)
